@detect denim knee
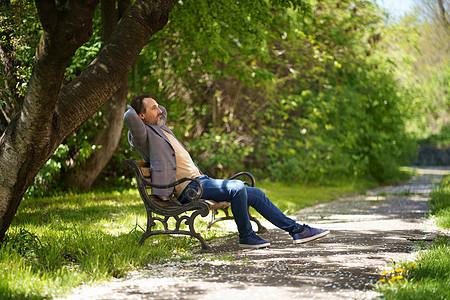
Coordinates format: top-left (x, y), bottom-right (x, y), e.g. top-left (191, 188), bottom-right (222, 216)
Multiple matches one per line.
top-left (227, 180), bottom-right (246, 199)
top-left (246, 186), bottom-right (268, 207)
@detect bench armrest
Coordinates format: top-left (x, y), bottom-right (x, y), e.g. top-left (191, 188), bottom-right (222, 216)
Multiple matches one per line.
top-left (228, 172), bottom-right (255, 187)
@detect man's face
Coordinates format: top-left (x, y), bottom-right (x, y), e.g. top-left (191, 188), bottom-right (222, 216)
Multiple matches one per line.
top-left (139, 97), bottom-right (163, 125)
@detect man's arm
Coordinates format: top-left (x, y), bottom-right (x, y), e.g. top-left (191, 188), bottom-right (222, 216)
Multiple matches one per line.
top-left (123, 105), bottom-right (148, 158)
top-left (159, 104), bottom-right (168, 125)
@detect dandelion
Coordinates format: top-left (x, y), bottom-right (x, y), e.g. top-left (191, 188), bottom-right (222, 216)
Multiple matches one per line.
top-left (378, 264), bottom-right (408, 285)
top-left (181, 248), bottom-right (185, 252)
top-left (388, 275), bottom-right (404, 283)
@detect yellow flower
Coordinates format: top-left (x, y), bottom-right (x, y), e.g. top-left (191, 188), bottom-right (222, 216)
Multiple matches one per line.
top-left (181, 248), bottom-right (185, 252)
top-left (378, 279), bottom-right (386, 283)
top-left (388, 275), bottom-right (404, 283)
top-left (395, 268), bottom-right (405, 273)
top-left (381, 270), bottom-right (389, 275)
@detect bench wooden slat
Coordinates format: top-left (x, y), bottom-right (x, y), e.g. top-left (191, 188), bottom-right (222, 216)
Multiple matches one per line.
top-left (140, 167), bottom-right (151, 178)
top-left (136, 161), bottom-right (150, 167)
top-left (203, 200), bottom-right (231, 210)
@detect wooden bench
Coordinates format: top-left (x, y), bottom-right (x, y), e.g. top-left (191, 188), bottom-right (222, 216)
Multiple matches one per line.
top-left (123, 159), bottom-right (267, 252)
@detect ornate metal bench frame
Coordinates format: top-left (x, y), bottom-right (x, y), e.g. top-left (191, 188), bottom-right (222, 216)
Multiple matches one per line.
top-left (123, 159), bottom-right (267, 252)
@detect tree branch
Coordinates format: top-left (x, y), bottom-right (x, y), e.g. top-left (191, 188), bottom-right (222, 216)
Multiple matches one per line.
top-left (34, 0), bottom-right (58, 33)
top-left (54, 0), bottom-right (177, 142)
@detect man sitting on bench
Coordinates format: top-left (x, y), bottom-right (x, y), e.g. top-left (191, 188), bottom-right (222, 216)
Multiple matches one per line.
top-left (124, 93), bottom-right (330, 249)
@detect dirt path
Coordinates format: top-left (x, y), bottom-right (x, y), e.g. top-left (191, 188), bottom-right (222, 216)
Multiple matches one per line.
top-left (64, 167), bottom-right (450, 300)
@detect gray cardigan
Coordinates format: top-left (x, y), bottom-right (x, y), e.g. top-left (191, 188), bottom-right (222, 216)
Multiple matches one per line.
top-left (124, 105), bottom-right (182, 196)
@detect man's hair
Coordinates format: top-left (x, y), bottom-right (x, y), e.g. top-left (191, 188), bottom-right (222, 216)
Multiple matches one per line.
top-left (131, 93), bottom-right (154, 114)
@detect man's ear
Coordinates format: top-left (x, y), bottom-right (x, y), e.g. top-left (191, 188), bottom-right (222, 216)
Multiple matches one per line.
top-left (138, 113), bottom-right (145, 120)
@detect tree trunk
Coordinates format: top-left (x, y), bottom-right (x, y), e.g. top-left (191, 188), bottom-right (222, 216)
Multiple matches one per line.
top-left (61, 82), bottom-right (128, 190)
top-left (0, 0), bottom-right (177, 242)
top-left (61, 0), bottom-right (131, 190)
top-left (437, 0), bottom-right (449, 31)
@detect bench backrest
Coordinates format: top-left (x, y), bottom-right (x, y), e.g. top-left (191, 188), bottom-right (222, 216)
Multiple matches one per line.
top-left (135, 161), bottom-right (151, 187)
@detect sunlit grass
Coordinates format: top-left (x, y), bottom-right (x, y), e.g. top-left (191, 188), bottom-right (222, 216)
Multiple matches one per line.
top-left (260, 178), bottom-right (376, 214)
top-left (434, 208), bottom-right (450, 228)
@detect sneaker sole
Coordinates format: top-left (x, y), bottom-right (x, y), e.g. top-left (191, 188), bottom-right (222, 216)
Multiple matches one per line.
top-left (293, 230), bottom-right (330, 244)
top-left (239, 242), bottom-right (271, 249)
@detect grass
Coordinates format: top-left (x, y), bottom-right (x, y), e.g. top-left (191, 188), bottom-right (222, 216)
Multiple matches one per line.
top-left (376, 174), bottom-right (450, 299)
top-left (0, 178), bottom-right (376, 299)
top-left (259, 178), bottom-right (376, 214)
top-left (430, 174), bottom-right (450, 228)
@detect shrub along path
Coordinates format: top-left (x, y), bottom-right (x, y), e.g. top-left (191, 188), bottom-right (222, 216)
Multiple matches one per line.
top-left (64, 167), bottom-right (450, 300)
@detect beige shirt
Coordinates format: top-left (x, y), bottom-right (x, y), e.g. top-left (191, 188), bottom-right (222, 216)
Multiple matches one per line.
top-left (162, 129), bottom-right (202, 197)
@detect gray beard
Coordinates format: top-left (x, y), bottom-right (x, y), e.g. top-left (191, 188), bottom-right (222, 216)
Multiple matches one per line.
top-left (156, 118), bottom-right (164, 127)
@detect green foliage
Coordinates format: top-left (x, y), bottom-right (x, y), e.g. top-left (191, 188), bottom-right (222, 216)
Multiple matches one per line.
top-left (188, 130), bottom-right (254, 177)
top-left (380, 3), bottom-right (450, 140)
top-left (418, 124), bottom-right (450, 148)
top-left (244, 0), bottom-right (415, 183)
top-left (0, 0), bottom-right (40, 97)
top-left (0, 1), bottom-right (40, 133)
top-left (8, 0), bottom-right (422, 195)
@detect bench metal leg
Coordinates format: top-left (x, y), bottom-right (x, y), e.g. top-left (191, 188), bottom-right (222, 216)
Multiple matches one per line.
top-left (206, 207), bottom-right (268, 234)
top-left (249, 214), bottom-right (268, 234)
top-left (140, 210), bottom-right (213, 252)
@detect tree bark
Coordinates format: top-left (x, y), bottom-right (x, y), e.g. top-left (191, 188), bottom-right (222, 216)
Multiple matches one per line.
top-left (61, 0), bottom-right (131, 190)
top-left (61, 81), bottom-right (129, 190)
top-left (0, 0), bottom-right (177, 242)
top-left (437, 0), bottom-right (449, 32)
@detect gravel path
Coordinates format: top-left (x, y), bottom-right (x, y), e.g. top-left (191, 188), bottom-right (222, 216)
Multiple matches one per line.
top-left (64, 166), bottom-right (450, 300)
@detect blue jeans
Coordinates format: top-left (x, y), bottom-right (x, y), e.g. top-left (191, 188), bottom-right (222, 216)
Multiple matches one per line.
top-left (178, 175), bottom-right (302, 238)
